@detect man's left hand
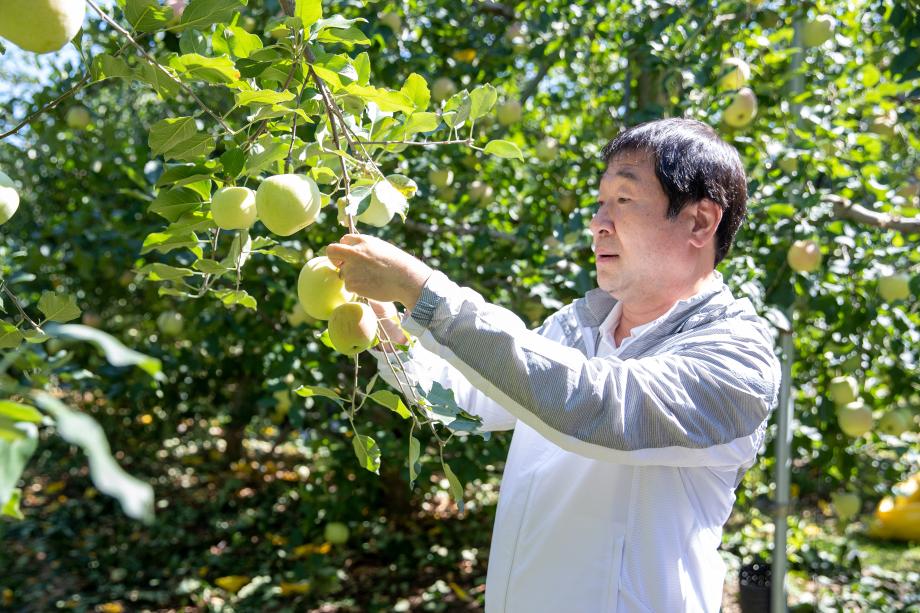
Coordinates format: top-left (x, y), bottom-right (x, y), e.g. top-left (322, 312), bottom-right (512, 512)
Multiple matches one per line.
top-left (325, 234), bottom-right (433, 310)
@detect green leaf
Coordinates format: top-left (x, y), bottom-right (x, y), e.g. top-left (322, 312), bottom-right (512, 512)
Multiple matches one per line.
top-left (0, 401), bottom-right (43, 424)
top-left (211, 24), bottom-right (263, 59)
top-left (177, 0), bottom-right (246, 32)
top-left (193, 259), bottom-right (231, 274)
top-left (31, 393), bottom-right (155, 524)
top-left (316, 26), bottom-right (370, 49)
top-left (354, 52), bottom-right (370, 85)
top-left (0, 321), bottom-right (22, 350)
top-left (234, 89), bottom-right (296, 108)
top-left (293, 385), bottom-right (345, 405)
top-left (442, 460), bottom-right (464, 513)
top-left (149, 187), bottom-right (204, 222)
top-left (408, 435), bottom-right (421, 488)
top-left (135, 263), bottom-right (198, 282)
top-left (148, 117), bottom-right (216, 162)
top-left (135, 63), bottom-right (181, 99)
top-left (367, 390), bottom-right (411, 419)
top-left (295, 0), bottom-right (323, 29)
top-left (37, 291), bottom-right (81, 324)
top-left (141, 230), bottom-right (202, 257)
top-left (1, 488), bottom-right (24, 520)
top-left (0, 425), bottom-right (37, 512)
top-left (124, 0), bottom-right (170, 32)
top-left (469, 84), bottom-right (498, 120)
top-left (90, 54), bottom-right (133, 81)
top-left (211, 289), bottom-right (257, 310)
top-left (403, 112), bottom-right (439, 136)
top-left (442, 92), bottom-right (471, 128)
top-left (44, 323), bottom-right (164, 379)
top-left (401, 73), bottom-right (430, 111)
top-left (352, 434), bottom-right (381, 474)
top-left (484, 139), bottom-right (524, 160)
top-left (169, 53), bottom-right (241, 84)
top-left (179, 29), bottom-right (209, 55)
top-left (167, 210), bottom-right (214, 234)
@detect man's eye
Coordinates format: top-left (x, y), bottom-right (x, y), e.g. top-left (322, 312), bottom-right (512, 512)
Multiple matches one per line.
top-left (617, 197), bottom-right (631, 203)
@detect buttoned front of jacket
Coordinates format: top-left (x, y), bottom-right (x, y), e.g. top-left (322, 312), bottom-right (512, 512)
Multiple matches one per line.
top-left (371, 270), bottom-right (780, 612)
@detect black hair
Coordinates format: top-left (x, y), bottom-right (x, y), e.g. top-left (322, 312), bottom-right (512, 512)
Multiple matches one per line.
top-left (601, 118), bottom-right (748, 265)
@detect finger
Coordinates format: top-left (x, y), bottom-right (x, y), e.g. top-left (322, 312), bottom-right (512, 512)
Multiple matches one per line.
top-left (325, 243), bottom-right (356, 262)
top-left (339, 233), bottom-right (364, 246)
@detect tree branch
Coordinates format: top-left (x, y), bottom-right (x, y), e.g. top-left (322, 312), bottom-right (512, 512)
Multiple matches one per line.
top-left (828, 195), bottom-right (920, 234)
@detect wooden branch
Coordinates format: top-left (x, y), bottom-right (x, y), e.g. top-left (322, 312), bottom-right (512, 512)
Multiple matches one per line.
top-left (828, 195), bottom-right (920, 234)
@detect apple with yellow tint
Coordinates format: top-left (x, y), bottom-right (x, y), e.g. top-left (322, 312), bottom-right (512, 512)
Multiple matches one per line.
top-left (836, 401), bottom-right (873, 437)
top-left (0, 0), bottom-right (86, 54)
top-left (431, 77), bottom-right (457, 103)
top-left (718, 58), bottom-right (751, 91)
top-left (497, 100), bottom-right (522, 126)
top-left (831, 492), bottom-right (861, 520)
top-left (828, 375), bottom-right (859, 406)
top-left (255, 174), bottom-right (321, 236)
top-left (327, 302), bottom-right (378, 355)
top-left (211, 186), bottom-right (257, 230)
top-left (429, 168), bottom-right (454, 189)
top-left (878, 273), bottom-right (910, 302)
top-left (0, 170), bottom-right (20, 226)
top-left (297, 257), bottom-right (353, 320)
top-left (878, 410), bottom-right (911, 437)
top-left (324, 522), bottom-right (349, 544)
top-left (723, 88), bottom-right (757, 128)
top-left (787, 239), bottom-right (822, 272)
top-left (802, 15), bottom-right (836, 47)
top-left (66, 106), bottom-right (91, 130)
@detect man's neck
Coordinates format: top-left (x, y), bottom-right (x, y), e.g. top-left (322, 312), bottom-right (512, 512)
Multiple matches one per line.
top-left (613, 273), bottom-right (716, 346)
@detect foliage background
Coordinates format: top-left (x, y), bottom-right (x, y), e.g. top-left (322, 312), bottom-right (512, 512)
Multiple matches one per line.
top-left (1, 0), bottom-right (918, 610)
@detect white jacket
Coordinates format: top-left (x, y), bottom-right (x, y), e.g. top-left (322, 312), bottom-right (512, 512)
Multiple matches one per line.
top-left (372, 271), bottom-right (780, 612)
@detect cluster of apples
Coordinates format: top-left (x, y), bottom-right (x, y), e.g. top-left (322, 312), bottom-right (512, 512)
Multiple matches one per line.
top-left (828, 375), bottom-right (913, 438)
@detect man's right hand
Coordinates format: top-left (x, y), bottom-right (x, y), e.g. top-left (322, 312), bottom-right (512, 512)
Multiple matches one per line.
top-left (367, 299), bottom-right (409, 352)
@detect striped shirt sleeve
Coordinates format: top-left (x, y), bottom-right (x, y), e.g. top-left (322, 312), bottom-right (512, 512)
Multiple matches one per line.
top-left (404, 271), bottom-right (781, 467)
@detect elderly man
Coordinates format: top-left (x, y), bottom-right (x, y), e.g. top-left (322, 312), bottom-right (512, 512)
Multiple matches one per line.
top-left (326, 118), bottom-right (781, 612)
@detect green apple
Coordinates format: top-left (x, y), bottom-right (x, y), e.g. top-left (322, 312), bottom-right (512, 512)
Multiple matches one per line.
top-left (787, 239), bottom-right (822, 272)
top-left (429, 168), bottom-right (454, 189)
top-left (723, 88), bottom-right (757, 128)
top-left (65, 105), bottom-right (90, 130)
top-left (497, 100), bottom-right (522, 126)
top-left (0, 0), bottom-right (86, 54)
top-left (535, 137), bottom-right (559, 162)
top-left (836, 401), bottom-right (873, 437)
top-left (324, 521), bottom-right (349, 545)
top-left (297, 256), bottom-right (353, 320)
top-left (357, 180), bottom-right (407, 227)
top-left (431, 77), bottom-right (457, 103)
top-left (718, 58), bottom-right (751, 91)
top-left (830, 492), bottom-right (861, 520)
top-left (468, 180), bottom-right (494, 203)
top-left (255, 174), bottom-right (321, 236)
top-left (327, 302), bottom-right (378, 355)
top-left (379, 11), bottom-right (401, 31)
top-left (211, 186), bottom-right (257, 230)
top-left (828, 375), bottom-right (859, 407)
top-left (878, 274), bottom-right (910, 302)
top-left (878, 410), bottom-right (911, 437)
top-left (0, 170), bottom-right (20, 226)
top-left (801, 15), bottom-right (835, 48)
top-left (157, 311), bottom-right (184, 336)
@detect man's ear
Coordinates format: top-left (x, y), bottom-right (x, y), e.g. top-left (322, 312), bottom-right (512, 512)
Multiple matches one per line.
top-left (687, 198), bottom-right (722, 249)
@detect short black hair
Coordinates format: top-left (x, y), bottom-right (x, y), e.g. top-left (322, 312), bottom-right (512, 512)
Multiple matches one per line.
top-left (601, 118), bottom-right (748, 265)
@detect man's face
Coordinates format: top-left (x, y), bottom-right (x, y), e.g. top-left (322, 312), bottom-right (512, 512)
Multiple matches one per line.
top-left (589, 152), bottom-right (690, 303)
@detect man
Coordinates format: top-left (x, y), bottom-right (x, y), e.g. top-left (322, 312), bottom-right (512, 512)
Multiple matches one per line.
top-left (326, 118), bottom-right (781, 612)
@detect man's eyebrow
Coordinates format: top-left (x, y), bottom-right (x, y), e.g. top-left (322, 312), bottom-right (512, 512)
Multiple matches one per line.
top-left (601, 168), bottom-right (641, 182)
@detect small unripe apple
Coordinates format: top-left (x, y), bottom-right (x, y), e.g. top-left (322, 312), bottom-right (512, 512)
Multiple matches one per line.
top-left (0, 170), bottom-right (20, 226)
top-left (723, 88), bottom-right (757, 128)
top-left (65, 105), bottom-right (91, 130)
top-left (878, 410), bottom-right (911, 437)
top-left (878, 274), bottom-right (911, 302)
top-left (535, 137), bottom-right (559, 162)
top-left (297, 256), bottom-right (353, 320)
top-left (327, 302), bottom-right (378, 355)
top-left (255, 174), bottom-right (321, 236)
top-left (324, 521), bottom-right (349, 544)
top-left (468, 180), bottom-right (494, 203)
top-left (787, 239), bottom-right (822, 272)
top-left (718, 58), bottom-right (751, 91)
top-left (831, 492), bottom-right (861, 520)
top-left (211, 186), bottom-right (257, 230)
top-left (836, 401), bottom-right (873, 437)
top-left (828, 375), bottom-right (859, 407)
top-left (0, 0), bottom-right (86, 54)
top-left (497, 100), bottom-right (522, 126)
top-left (801, 15), bottom-right (836, 48)
top-left (157, 311), bottom-right (184, 336)
top-left (379, 11), bottom-right (401, 31)
top-left (431, 77), bottom-right (457, 103)
top-left (429, 168), bottom-right (454, 189)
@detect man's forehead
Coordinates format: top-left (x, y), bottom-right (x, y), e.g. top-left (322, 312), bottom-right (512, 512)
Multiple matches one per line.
top-left (602, 152), bottom-right (653, 182)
